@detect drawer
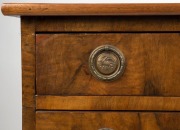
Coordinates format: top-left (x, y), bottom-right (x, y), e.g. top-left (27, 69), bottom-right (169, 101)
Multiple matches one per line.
top-left (36, 33), bottom-right (180, 96)
top-left (36, 111), bottom-right (180, 130)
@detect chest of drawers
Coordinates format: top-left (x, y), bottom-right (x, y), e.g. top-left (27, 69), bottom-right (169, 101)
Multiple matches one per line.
top-left (2, 3), bottom-right (180, 130)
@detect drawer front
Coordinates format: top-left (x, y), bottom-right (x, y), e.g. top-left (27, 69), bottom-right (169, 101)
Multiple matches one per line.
top-left (36, 111), bottom-right (180, 130)
top-left (36, 33), bottom-right (180, 96)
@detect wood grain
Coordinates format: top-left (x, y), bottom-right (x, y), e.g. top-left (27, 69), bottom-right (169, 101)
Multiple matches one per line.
top-left (36, 111), bottom-right (180, 130)
top-left (36, 33), bottom-right (180, 96)
top-left (21, 17), bottom-right (36, 130)
top-left (36, 96), bottom-right (180, 111)
top-left (4, 4), bottom-right (180, 130)
top-left (2, 4), bottom-right (180, 16)
top-left (36, 16), bottom-right (180, 32)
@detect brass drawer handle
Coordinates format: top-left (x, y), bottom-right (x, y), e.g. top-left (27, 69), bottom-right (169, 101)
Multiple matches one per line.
top-left (89, 45), bottom-right (125, 81)
top-left (98, 128), bottom-right (113, 130)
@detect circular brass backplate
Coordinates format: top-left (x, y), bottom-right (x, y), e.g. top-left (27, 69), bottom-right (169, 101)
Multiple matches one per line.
top-left (89, 45), bottom-right (125, 81)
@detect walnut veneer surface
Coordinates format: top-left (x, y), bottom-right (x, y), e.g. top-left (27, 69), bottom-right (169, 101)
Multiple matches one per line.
top-left (1, 4), bottom-right (180, 130)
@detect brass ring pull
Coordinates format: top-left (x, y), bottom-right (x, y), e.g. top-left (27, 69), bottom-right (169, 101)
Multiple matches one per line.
top-left (89, 45), bottom-right (125, 81)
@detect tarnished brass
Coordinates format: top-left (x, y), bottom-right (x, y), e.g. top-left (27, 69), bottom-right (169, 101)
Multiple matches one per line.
top-left (89, 45), bottom-right (125, 81)
top-left (96, 51), bottom-right (119, 75)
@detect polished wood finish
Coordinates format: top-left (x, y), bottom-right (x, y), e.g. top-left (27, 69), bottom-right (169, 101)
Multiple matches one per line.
top-left (1, 3), bottom-right (180, 130)
top-left (36, 96), bottom-right (180, 111)
top-left (36, 16), bottom-right (180, 32)
top-left (2, 4), bottom-right (180, 16)
top-left (36, 33), bottom-right (180, 96)
top-left (36, 112), bottom-right (180, 130)
top-left (21, 17), bottom-right (36, 130)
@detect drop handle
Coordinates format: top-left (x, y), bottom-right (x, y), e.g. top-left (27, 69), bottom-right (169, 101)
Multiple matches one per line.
top-left (89, 45), bottom-right (126, 81)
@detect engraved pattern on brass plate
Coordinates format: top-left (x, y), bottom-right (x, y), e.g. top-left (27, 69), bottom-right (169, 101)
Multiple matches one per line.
top-left (96, 52), bottom-right (119, 75)
top-left (89, 45), bottom-right (125, 81)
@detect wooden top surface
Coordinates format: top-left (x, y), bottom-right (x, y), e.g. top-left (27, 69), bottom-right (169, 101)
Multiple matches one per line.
top-left (1, 3), bottom-right (180, 16)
